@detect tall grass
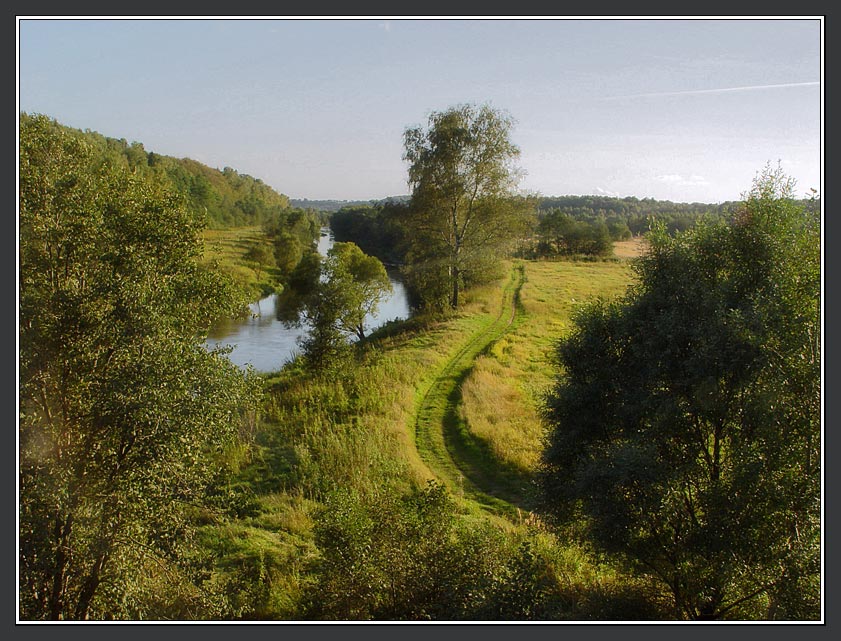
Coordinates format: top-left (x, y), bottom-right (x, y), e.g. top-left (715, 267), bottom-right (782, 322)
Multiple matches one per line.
top-left (197, 252), bottom-right (675, 620)
top-left (461, 260), bottom-right (636, 476)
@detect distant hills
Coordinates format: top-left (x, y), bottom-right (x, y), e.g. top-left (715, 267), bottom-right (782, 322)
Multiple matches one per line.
top-left (291, 196), bottom-right (410, 212)
top-left (22, 115), bottom-right (814, 231)
top-left (294, 193), bottom-right (740, 217)
top-left (20, 113), bottom-right (294, 230)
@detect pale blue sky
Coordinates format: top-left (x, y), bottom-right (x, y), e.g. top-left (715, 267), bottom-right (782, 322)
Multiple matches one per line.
top-left (18, 18), bottom-right (822, 203)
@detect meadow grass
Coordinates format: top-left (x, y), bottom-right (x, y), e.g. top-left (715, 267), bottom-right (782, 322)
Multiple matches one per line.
top-left (461, 255), bottom-right (638, 476)
top-left (612, 235), bottom-right (648, 259)
top-left (200, 243), bottom-right (674, 619)
top-left (411, 263), bottom-right (535, 517)
top-left (202, 226), bottom-right (280, 300)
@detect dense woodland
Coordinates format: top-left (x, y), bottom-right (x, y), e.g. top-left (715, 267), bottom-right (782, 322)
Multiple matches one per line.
top-left (18, 109), bottom-right (821, 621)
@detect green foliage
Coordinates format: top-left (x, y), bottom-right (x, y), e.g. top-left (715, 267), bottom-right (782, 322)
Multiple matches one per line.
top-left (537, 194), bottom-right (740, 236)
top-left (271, 233), bottom-right (304, 283)
top-left (533, 209), bottom-right (614, 258)
top-left (260, 208), bottom-right (323, 289)
top-left (303, 479), bottom-right (664, 621)
top-left (330, 200), bottom-right (412, 265)
top-left (303, 481), bottom-right (557, 620)
top-left (20, 112), bottom-right (294, 230)
top-left (402, 103), bottom-right (535, 309)
top-left (327, 242), bottom-right (393, 339)
top-left (153, 159), bottom-right (292, 229)
top-left (280, 242), bottom-right (393, 370)
top-left (19, 113), bottom-right (261, 620)
top-left (243, 241), bottom-right (275, 279)
top-left (539, 166), bottom-right (820, 620)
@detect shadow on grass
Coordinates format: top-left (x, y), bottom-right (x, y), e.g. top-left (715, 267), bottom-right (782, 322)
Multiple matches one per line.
top-left (441, 366), bottom-right (538, 515)
top-left (237, 422), bottom-right (300, 496)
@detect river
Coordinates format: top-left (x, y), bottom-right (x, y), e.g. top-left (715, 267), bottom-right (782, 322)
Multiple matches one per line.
top-left (205, 228), bottom-right (411, 372)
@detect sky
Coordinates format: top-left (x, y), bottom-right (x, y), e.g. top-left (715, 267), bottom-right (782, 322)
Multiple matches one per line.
top-left (17, 18), bottom-right (822, 203)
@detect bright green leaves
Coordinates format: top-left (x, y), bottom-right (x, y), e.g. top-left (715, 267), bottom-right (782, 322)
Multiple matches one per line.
top-left (19, 114), bottom-right (260, 619)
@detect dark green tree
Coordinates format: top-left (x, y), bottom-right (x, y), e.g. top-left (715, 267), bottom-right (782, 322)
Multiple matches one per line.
top-left (539, 166), bottom-right (820, 620)
top-left (19, 114), bottom-right (260, 620)
top-left (244, 241), bottom-right (275, 279)
top-left (402, 104), bottom-right (532, 309)
top-left (536, 210), bottom-right (613, 258)
top-left (538, 209), bottom-right (577, 254)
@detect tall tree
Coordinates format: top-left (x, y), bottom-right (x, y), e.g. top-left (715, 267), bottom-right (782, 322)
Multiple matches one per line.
top-left (539, 166), bottom-right (820, 620)
top-left (19, 114), bottom-right (260, 619)
top-left (402, 104), bottom-right (532, 309)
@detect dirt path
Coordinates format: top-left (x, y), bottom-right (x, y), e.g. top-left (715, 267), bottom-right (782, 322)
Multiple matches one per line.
top-left (413, 263), bottom-right (530, 518)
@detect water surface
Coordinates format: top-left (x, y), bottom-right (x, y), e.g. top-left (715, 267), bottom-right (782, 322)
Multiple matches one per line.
top-left (206, 230), bottom-right (410, 372)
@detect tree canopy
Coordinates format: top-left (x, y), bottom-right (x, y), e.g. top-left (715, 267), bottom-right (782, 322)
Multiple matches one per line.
top-left (20, 112), bottom-right (294, 230)
top-left (19, 114), bottom-right (260, 619)
top-left (325, 242), bottom-right (393, 340)
top-left (539, 166), bottom-right (820, 620)
top-left (278, 242), bottom-right (392, 369)
top-left (402, 104), bottom-right (533, 309)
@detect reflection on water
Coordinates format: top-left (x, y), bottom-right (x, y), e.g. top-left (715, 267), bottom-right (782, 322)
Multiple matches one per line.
top-left (205, 230), bottom-right (410, 372)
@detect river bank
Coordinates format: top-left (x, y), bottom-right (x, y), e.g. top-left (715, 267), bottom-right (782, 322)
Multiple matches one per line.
top-left (205, 227), bottom-right (411, 371)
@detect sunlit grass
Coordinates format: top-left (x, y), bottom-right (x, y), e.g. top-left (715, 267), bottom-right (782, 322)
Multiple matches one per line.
top-left (461, 260), bottom-right (636, 476)
top-left (612, 235), bottom-right (649, 259)
top-left (200, 255), bottom-right (671, 619)
top-left (202, 226), bottom-right (279, 300)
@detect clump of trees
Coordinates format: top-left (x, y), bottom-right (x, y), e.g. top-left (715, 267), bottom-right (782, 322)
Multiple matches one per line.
top-left (400, 104), bottom-right (535, 310)
top-left (302, 481), bottom-right (557, 620)
top-left (537, 194), bottom-right (740, 236)
top-left (330, 200), bottom-right (411, 266)
top-left (278, 242), bottom-right (392, 370)
top-left (19, 114), bottom-right (261, 620)
top-left (539, 166), bottom-right (820, 620)
top-left (531, 209), bottom-right (616, 258)
top-left (261, 207), bottom-right (324, 284)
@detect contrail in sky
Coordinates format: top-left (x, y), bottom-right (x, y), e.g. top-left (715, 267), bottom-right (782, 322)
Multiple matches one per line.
top-left (602, 81), bottom-right (819, 101)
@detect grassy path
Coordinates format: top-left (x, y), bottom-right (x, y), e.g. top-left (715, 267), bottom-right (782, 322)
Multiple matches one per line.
top-left (413, 263), bottom-right (530, 518)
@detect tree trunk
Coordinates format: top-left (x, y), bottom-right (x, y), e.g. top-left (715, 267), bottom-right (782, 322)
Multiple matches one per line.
top-left (48, 512), bottom-right (73, 620)
top-left (74, 550), bottom-right (109, 620)
top-left (451, 267), bottom-right (460, 309)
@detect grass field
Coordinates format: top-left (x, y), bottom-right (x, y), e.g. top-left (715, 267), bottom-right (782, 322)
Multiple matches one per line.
top-left (613, 235), bottom-right (648, 259)
top-left (202, 226), bottom-right (279, 300)
top-left (199, 242), bottom-right (670, 619)
top-left (461, 258), bottom-right (636, 476)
